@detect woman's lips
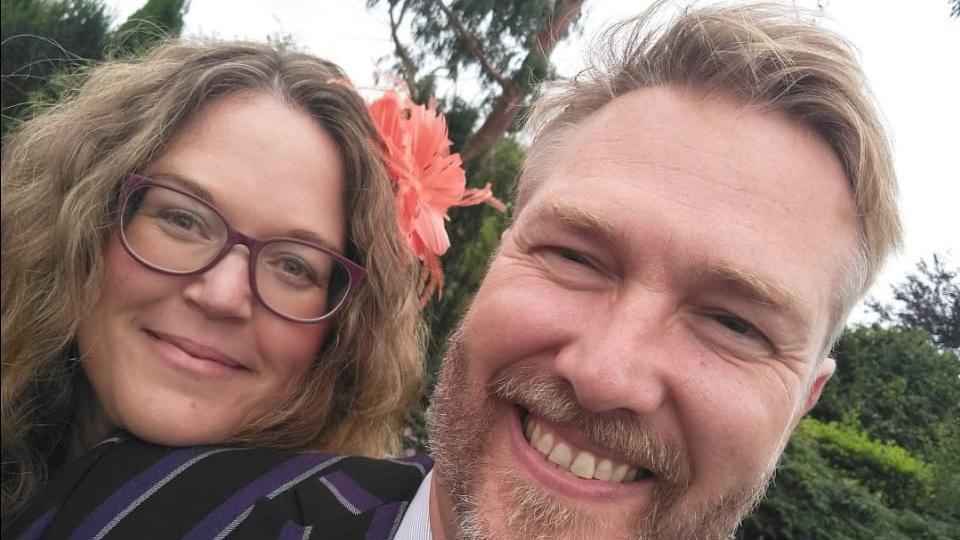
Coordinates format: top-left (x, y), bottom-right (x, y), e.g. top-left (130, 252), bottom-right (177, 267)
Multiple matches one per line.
top-left (147, 330), bottom-right (249, 376)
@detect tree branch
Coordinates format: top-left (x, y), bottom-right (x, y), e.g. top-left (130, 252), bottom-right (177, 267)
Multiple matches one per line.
top-left (532, 0), bottom-right (583, 61)
top-left (460, 0), bottom-right (584, 162)
top-left (389, 0), bottom-right (419, 97)
top-left (433, 0), bottom-right (508, 89)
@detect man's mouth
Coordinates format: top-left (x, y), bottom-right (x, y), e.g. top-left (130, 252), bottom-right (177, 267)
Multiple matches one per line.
top-left (521, 411), bottom-right (654, 484)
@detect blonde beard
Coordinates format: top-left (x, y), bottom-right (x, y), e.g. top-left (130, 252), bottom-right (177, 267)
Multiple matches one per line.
top-left (455, 465), bottom-right (770, 540)
top-left (428, 329), bottom-right (778, 539)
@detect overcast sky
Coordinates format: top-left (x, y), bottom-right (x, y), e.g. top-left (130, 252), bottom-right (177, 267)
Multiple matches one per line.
top-left (102, 0), bottom-right (960, 318)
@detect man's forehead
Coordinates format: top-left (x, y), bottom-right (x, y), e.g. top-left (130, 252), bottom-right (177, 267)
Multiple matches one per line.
top-left (519, 88), bottom-right (819, 214)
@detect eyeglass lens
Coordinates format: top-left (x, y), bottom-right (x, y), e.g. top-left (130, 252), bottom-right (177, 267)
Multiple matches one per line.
top-left (120, 184), bottom-right (351, 321)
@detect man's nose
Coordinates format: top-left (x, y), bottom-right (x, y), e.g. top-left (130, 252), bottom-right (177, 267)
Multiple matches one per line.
top-left (182, 245), bottom-right (254, 320)
top-left (554, 290), bottom-right (674, 416)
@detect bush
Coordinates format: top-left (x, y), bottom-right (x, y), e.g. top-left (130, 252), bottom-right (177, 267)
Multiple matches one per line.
top-left (803, 419), bottom-right (931, 510)
top-left (737, 419), bottom-right (957, 540)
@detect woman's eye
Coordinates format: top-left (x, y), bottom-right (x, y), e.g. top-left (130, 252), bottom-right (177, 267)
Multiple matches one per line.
top-left (281, 258), bottom-right (307, 276)
top-left (164, 210), bottom-right (193, 227)
top-left (278, 257), bottom-right (318, 283)
top-left (158, 209), bottom-right (205, 236)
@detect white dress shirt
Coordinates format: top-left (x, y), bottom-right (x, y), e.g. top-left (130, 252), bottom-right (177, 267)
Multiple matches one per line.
top-left (393, 469), bottom-right (434, 539)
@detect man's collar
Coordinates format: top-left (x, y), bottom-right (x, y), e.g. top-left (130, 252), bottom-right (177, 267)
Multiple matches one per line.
top-left (393, 469), bottom-right (433, 539)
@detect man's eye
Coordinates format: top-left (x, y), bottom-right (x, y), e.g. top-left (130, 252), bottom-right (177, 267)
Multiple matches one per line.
top-left (554, 247), bottom-right (592, 266)
top-left (714, 313), bottom-right (757, 336)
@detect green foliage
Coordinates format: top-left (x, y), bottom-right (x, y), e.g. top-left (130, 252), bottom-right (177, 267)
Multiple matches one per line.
top-left (816, 325), bottom-right (960, 459)
top-left (422, 137), bottom-right (525, 375)
top-left (1, 0), bottom-right (111, 137)
top-left (867, 254), bottom-right (960, 350)
top-left (442, 96), bottom-right (481, 153)
top-left (803, 419), bottom-right (931, 510)
top-left (739, 421), bottom-right (900, 540)
top-left (371, 0), bottom-right (582, 160)
top-left (925, 421), bottom-right (960, 522)
top-left (745, 321), bottom-right (960, 535)
top-left (1, 0), bottom-right (189, 140)
top-left (109, 0), bottom-right (189, 57)
top-left (372, 0), bottom-right (574, 95)
top-left (738, 419), bottom-right (958, 540)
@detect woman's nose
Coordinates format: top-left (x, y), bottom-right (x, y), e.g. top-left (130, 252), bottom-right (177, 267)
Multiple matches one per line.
top-left (182, 246), bottom-right (254, 320)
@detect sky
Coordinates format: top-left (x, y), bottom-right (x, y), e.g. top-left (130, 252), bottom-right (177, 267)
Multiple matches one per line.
top-left (102, 0), bottom-right (960, 319)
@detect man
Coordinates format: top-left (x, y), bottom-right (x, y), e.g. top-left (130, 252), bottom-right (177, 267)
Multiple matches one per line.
top-left (8, 3), bottom-right (900, 539)
top-left (398, 2), bottom-right (901, 539)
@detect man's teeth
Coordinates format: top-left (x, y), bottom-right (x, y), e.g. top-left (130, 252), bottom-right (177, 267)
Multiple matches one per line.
top-left (522, 415), bottom-right (646, 483)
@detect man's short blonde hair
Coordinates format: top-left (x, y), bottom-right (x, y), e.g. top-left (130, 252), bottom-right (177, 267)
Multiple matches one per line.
top-left (518, 1), bottom-right (902, 352)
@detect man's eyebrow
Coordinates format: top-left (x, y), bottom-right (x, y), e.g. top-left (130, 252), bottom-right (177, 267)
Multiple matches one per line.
top-left (700, 264), bottom-right (807, 325)
top-left (529, 199), bottom-right (619, 240)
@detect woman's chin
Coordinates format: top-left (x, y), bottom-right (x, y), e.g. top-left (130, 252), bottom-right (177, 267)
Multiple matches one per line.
top-left (120, 416), bottom-right (239, 448)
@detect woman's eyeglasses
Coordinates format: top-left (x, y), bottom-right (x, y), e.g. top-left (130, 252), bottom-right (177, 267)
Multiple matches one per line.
top-left (117, 174), bottom-right (365, 323)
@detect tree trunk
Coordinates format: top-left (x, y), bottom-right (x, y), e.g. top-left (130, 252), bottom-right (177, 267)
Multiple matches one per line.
top-left (460, 0), bottom-right (585, 163)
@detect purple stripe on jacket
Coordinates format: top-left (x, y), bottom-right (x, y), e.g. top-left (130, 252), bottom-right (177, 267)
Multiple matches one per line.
top-left (277, 519), bottom-right (312, 540)
top-left (184, 453), bottom-right (343, 540)
top-left (70, 446), bottom-right (231, 540)
top-left (15, 506), bottom-right (59, 540)
top-left (319, 470), bottom-right (383, 515)
top-left (365, 501), bottom-right (408, 540)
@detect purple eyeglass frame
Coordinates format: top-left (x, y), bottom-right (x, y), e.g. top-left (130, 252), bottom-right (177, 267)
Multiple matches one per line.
top-left (117, 174), bottom-right (367, 324)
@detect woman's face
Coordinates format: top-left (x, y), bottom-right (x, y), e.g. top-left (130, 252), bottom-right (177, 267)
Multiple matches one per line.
top-left (76, 92), bottom-right (347, 446)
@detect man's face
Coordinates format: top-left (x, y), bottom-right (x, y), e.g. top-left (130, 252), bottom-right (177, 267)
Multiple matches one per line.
top-left (429, 86), bottom-right (857, 539)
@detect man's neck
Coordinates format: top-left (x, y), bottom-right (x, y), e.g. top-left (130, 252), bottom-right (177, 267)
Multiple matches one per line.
top-left (428, 470), bottom-right (457, 540)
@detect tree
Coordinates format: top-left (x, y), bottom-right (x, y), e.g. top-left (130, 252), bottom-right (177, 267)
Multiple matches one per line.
top-left (1, 0), bottom-right (111, 138)
top-left (805, 324), bottom-right (960, 529)
top-left (867, 253), bottom-right (960, 350)
top-left (371, 0), bottom-right (584, 159)
top-left (815, 326), bottom-right (960, 460)
top-left (109, 0), bottom-right (189, 56)
top-left (1, 0), bottom-right (189, 140)
top-left (738, 419), bottom-right (957, 540)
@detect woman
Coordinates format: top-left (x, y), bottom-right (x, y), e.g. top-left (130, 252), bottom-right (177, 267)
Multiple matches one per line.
top-left (1, 40), bottom-right (425, 523)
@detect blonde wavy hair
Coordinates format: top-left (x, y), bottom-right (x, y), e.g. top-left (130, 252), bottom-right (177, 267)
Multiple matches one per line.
top-left (1, 40), bottom-right (424, 519)
top-left (519, 1), bottom-right (902, 355)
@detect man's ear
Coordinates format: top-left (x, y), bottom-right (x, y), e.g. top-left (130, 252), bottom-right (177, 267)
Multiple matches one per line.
top-left (801, 356), bottom-right (836, 416)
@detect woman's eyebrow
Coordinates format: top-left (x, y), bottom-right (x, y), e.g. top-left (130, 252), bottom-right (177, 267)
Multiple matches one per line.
top-left (286, 228), bottom-right (343, 253)
top-left (149, 172), bottom-right (216, 203)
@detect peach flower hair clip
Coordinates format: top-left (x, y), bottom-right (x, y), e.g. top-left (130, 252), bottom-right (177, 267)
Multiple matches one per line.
top-left (365, 87), bottom-right (506, 305)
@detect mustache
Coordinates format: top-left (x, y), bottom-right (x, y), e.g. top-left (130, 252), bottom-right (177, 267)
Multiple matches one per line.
top-left (489, 364), bottom-right (690, 492)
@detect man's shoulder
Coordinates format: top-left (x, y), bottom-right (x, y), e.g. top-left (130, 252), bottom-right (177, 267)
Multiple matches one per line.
top-left (8, 435), bottom-right (432, 540)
